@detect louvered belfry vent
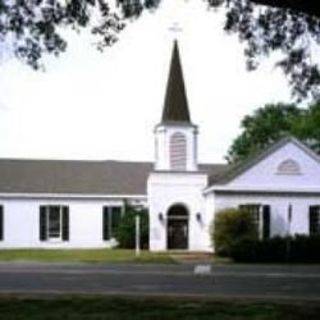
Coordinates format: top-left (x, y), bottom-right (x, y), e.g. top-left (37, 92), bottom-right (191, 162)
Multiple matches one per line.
top-left (170, 132), bottom-right (187, 170)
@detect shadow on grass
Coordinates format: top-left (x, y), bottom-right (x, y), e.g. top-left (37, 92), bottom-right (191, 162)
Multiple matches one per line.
top-left (0, 295), bottom-right (319, 320)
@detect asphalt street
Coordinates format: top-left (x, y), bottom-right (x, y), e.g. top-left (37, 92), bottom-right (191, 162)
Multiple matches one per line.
top-left (0, 263), bottom-right (319, 301)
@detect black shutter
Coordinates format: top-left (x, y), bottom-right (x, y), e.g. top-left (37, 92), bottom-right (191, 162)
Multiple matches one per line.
top-left (62, 206), bottom-right (69, 241)
top-left (262, 205), bottom-right (271, 239)
top-left (309, 206), bottom-right (319, 235)
top-left (39, 206), bottom-right (47, 241)
top-left (103, 207), bottom-right (110, 240)
top-left (0, 206), bottom-right (3, 241)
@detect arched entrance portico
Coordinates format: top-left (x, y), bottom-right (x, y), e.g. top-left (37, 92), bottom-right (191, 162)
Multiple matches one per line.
top-left (167, 204), bottom-right (189, 250)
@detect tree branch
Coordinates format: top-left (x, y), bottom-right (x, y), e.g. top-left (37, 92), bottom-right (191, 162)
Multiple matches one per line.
top-left (250, 0), bottom-right (320, 18)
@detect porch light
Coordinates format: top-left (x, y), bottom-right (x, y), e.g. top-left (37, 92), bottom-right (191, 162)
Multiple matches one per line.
top-left (158, 213), bottom-right (164, 221)
top-left (196, 212), bottom-right (202, 222)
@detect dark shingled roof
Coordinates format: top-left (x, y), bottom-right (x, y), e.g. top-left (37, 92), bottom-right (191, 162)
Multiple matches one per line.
top-left (0, 159), bottom-right (152, 196)
top-left (0, 159), bottom-right (228, 196)
top-left (161, 41), bottom-right (191, 124)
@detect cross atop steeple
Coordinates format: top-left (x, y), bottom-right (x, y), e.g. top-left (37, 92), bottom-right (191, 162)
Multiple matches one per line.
top-left (168, 22), bottom-right (183, 35)
top-left (161, 40), bottom-right (191, 124)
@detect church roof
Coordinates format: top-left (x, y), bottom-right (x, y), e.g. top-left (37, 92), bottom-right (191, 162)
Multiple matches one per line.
top-left (161, 41), bottom-right (191, 124)
top-left (0, 159), bottom-right (227, 196)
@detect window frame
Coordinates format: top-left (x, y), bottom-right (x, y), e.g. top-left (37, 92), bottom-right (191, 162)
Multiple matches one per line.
top-left (47, 205), bottom-right (62, 240)
top-left (103, 206), bottom-right (123, 241)
top-left (239, 203), bottom-right (261, 232)
top-left (40, 205), bottom-right (69, 242)
top-left (239, 203), bottom-right (271, 240)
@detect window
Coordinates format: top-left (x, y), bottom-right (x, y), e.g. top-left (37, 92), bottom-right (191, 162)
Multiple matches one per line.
top-left (39, 205), bottom-right (69, 241)
top-left (170, 132), bottom-right (187, 170)
top-left (239, 204), bottom-right (271, 239)
top-left (103, 206), bottom-right (122, 240)
top-left (0, 206), bottom-right (3, 241)
top-left (309, 206), bottom-right (320, 235)
top-left (277, 159), bottom-right (301, 175)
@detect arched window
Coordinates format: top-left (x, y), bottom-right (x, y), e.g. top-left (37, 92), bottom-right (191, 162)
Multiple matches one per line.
top-left (170, 132), bottom-right (187, 170)
top-left (277, 159), bottom-right (301, 175)
top-left (167, 204), bottom-right (189, 219)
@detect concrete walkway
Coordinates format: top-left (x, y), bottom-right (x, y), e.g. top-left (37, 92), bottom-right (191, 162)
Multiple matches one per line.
top-left (0, 262), bottom-right (319, 301)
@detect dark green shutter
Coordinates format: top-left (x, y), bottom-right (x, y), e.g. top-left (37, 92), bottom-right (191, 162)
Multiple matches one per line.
top-left (62, 206), bottom-right (69, 241)
top-left (309, 206), bottom-right (319, 235)
top-left (103, 207), bottom-right (110, 240)
top-left (39, 206), bottom-right (47, 241)
top-left (0, 206), bottom-right (3, 241)
top-left (262, 205), bottom-right (271, 239)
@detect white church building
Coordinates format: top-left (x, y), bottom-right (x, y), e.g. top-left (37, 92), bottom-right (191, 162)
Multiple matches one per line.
top-left (0, 41), bottom-right (320, 251)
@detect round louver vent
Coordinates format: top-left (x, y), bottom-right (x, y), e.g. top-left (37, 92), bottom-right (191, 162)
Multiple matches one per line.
top-left (277, 159), bottom-right (301, 175)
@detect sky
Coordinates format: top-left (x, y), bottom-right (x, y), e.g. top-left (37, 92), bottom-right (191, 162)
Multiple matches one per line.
top-left (0, 0), bottom-right (293, 164)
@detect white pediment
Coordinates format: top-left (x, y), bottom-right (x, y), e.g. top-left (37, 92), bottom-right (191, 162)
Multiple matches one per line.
top-left (226, 139), bottom-right (320, 190)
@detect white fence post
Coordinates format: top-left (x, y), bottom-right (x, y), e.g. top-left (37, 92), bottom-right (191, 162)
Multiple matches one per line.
top-left (135, 215), bottom-right (140, 257)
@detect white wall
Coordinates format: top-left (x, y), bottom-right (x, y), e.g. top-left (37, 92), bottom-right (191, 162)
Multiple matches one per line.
top-left (228, 142), bottom-right (320, 190)
top-left (148, 171), bottom-right (209, 251)
top-left (211, 192), bottom-right (319, 238)
top-left (0, 196), bottom-right (146, 248)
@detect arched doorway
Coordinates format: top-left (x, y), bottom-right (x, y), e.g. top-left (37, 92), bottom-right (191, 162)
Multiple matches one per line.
top-left (167, 204), bottom-right (189, 250)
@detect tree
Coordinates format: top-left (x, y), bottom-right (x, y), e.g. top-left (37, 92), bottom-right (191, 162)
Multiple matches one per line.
top-left (226, 101), bottom-right (320, 163)
top-left (207, 0), bottom-right (320, 101)
top-left (0, 0), bottom-right (159, 69)
top-left (115, 205), bottom-right (149, 249)
top-left (1, 1), bottom-right (320, 100)
top-left (226, 103), bottom-right (304, 163)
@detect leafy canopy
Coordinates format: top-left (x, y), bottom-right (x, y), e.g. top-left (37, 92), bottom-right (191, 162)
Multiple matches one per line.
top-left (226, 101), bottom-right (320, 163)
top-left (1, 0), bottom-right (320, 100)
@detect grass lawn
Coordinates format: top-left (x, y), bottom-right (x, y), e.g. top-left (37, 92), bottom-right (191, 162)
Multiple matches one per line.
top-left (0, 249), bottom-right (174, 264)
top-left (0, 295), bottom-right (318, 320)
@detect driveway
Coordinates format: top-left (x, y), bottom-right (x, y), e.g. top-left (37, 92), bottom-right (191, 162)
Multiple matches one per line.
top-left (0, 262), bottom-right (319, 301)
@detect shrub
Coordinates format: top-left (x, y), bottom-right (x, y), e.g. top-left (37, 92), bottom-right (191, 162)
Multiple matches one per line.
top-left (230, 235), bottom-right (320, 263)
top-left (115, 206), bottom-right (149, 249)
top-left (211, 208), bottom-right (258, 257)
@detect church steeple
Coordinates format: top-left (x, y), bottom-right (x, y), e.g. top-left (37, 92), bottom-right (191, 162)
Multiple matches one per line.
top-left (154, 40), bottom-right (198, 172)
top-left (161, 41), bottom-right (191, 124)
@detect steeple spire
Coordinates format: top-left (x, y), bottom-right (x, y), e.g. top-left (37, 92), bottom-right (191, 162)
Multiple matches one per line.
top-left (161, 41), bottom-right (191, 124)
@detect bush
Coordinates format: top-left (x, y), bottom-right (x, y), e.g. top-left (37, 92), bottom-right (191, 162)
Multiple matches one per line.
top-left (230, 235), bottom-right (320, 263)
top-left (211, 208), bottom-right (258, 257)
top-left (115, 206), bottom-right (149, 249)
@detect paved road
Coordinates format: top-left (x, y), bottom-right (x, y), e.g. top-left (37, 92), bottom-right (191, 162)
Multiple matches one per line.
top-left (0, 262), bottom-right (319, 301)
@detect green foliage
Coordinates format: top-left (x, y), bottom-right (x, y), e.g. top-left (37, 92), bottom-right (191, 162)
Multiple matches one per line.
top-left (211, 208), bottom-right (258, 257)
top-left (2, 0), bottom-right (320, 100)
top-left (227, 102), bottom-right (320, 163)
top-left (208, 1), bottom-right (320, 101)
top-left (115, 206), bottom-right (149, 249)
top-left (230, 235), bottom-right (320, 263)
